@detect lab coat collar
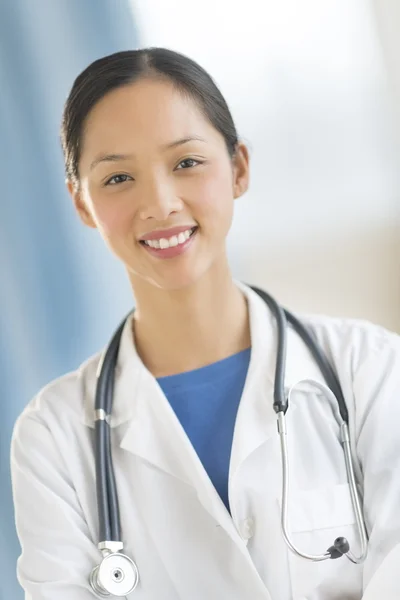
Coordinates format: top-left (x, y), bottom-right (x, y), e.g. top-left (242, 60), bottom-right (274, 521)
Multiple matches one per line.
top-left (81, 282), bottom-right (326, 429)
top-left (235, 282), bottom-right (326, 389)
top-left (228, 283), bottom-right (326, 481)
top-left (81, 311), bottom-right (141, 428)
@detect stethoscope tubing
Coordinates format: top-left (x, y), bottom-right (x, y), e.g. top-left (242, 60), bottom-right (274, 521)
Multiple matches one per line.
top-left (249, 285), bottom-right (349, 423)
top-left (95, 317), bottom-right (127, 543)
top-left (91, 284), bottom-right (369, 598)
top-left (250, 285), bottom-right (368, 562)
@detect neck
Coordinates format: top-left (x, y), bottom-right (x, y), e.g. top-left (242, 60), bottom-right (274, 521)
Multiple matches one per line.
top-left (130, 263), bottom-right (250, 377)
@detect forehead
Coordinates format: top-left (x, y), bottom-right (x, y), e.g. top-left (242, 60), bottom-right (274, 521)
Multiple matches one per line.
top-left (81, 78), bottom-right (219, 159)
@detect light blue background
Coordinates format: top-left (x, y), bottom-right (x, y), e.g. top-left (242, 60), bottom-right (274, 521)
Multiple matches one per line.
top-left (1, 1), bottom-right (139, 597)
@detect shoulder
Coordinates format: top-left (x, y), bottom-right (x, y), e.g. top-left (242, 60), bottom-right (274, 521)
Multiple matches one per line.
top-left (299, 312), bottom-right (400, 385)
top-left (244, 282), bottom-right (400, 383)
top-left (13, 351), bottom-right (102, 439)
top-left (302, 312), bottom-right (398, 350)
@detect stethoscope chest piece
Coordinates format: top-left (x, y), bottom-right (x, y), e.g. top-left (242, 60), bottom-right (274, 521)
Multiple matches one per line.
top-left (90, 553), bottom-right (139, 597)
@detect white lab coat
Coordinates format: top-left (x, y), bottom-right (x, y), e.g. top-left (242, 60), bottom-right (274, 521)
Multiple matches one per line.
top-left (10, 283), bottom-right (400, 600)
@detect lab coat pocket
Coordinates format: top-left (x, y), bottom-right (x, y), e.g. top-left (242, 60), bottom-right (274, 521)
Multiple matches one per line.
top-left (284, 483), bottom-right (357, 599)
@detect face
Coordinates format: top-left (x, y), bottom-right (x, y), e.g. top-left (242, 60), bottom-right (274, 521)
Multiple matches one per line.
top-left (69, 78), bottom-right (249, 291)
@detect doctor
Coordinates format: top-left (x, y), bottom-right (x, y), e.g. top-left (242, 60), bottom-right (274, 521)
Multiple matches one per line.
top-left (11, 48), bottom-right (400, 600)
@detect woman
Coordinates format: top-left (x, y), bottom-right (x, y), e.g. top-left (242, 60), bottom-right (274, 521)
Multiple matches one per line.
top-left (11, 48), bottom-right (400, 600)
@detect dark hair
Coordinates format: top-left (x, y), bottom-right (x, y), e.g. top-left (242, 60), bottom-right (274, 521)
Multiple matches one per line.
top-left (60, 47), bottom-right (239, 189)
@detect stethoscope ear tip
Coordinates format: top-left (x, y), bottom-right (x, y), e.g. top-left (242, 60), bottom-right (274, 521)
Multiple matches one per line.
top-left (327, 537), bottom-right (350, 559)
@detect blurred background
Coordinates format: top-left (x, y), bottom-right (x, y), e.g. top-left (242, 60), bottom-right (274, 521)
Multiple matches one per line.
top-left (1, 0), bottom-right (399, 597)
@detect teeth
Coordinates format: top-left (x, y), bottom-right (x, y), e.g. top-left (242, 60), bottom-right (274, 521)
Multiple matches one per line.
top-left (144, 227), bottom-right (195, 249)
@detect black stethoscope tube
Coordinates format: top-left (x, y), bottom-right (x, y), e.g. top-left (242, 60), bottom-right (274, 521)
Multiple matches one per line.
top-left (249, 286), bottom-right (288, 414)
top-left (249, 285), bottom-right (349, 424)
top-left (95, 318), bottom-right (127, 543)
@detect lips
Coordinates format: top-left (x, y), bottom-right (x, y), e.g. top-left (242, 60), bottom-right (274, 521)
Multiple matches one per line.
top-left (139, 225), bottom-right (197, 242)
top-left (139, 226), bottom-right (198, 259)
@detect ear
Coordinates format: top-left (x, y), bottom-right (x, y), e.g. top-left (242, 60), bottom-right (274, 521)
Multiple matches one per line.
top-left (232, 142), bottom-right (250, 199)
top-left (66, 180), bottom-right (97, 229)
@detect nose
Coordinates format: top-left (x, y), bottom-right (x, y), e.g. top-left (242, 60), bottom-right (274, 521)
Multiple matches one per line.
top-left (138, 177), bottom-right (184, 221)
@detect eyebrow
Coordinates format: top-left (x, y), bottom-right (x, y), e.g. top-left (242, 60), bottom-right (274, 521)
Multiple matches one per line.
top-left (89, 136), bottom-right (207, 171)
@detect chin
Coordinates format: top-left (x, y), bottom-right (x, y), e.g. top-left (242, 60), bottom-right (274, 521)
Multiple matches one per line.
top-left (126, 244), bottom-right (223, 294)
top-left (131, 258), bottom-right (213, 293)
top-left (150, 269), bottom-right (205, 292)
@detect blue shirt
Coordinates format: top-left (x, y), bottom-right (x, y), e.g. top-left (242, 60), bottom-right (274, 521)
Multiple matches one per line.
top-left (157, 348), bottom-right (251, 512)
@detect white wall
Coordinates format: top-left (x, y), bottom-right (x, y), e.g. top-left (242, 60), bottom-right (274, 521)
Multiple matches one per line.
top-left (132, 0), bottom-right (400, 331)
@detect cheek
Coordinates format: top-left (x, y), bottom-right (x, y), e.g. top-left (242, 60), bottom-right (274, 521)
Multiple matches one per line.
top-left (87, 194), bottom-right (134, 238)
top-left (193, 167), bottom-right (234, 226)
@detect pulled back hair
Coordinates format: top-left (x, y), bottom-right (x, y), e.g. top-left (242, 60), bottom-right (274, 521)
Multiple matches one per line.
top-left (60, 48), bottom-right (239, 189)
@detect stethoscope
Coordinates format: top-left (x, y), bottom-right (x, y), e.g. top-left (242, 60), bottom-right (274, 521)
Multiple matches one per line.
top-left (89, 285), bottom-right (369, 597)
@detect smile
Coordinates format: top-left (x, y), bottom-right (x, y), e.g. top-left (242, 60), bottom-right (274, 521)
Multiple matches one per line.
top-left (141, 227), bottom-right (197, 249)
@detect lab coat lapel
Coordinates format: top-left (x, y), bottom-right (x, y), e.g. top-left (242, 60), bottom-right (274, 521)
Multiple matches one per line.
top-left (120, 366), bottom-right (203, 487)
top-left (118, 343), bottom-right (243, 547)
top-left (284, 316), bottom-right (329, 390)
top-left (230, 284), bottom-right (327, 480)
top-left (229, 284), bottom-right (278, 480)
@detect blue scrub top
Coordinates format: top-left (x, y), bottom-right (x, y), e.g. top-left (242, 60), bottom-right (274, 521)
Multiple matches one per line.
top-left (157, 348), bottom-right (251, 512)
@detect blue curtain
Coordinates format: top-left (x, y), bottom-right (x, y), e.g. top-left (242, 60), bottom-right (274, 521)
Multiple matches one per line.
top-left (0, 1), bottom-right (139, 597)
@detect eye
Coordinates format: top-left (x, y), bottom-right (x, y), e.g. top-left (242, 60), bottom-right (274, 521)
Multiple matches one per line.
top-left (104, 174), bottom-right (133, 186)
top-left (175, 158), bottom-right (201, 170)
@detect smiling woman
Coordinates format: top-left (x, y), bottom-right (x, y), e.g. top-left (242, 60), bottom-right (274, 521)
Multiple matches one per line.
top-left (63, 51), bottom-right (249, 309)
top-left (10, 47), bottom-right (400, 600)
